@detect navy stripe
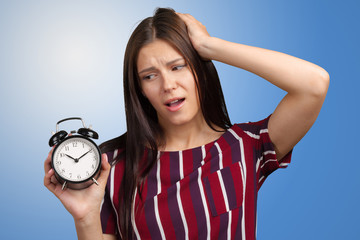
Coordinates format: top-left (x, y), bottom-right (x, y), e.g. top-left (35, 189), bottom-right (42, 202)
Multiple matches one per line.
top-left (167, 184), bottom-right (185, 240)
top-left (189, 169), bottom-right (207, 240)
top-left (221, 166), bottom-right (237, 210)
top-left (219, 212), bottom-right (229, 239)
top-left (209, 146), bottom-right (220, 173)
top-left (223, 130), bottom-right (242, 165)
top-left (234, 206), bottom-right (243, 239)
top-left (144, 198), bottom-right (162, 239)
top-left (202, 176), bottom-right (217, 216)
top-left (169, 152), bottom-right (180, 185)
top-left (100, 190), bottom-right (111, 232)
top-left (222, 130), bottom-right (238, 147)
top-left (146, 160), bottom-right (158, 200)
top-left (192, 147), bottom-right (202, 170)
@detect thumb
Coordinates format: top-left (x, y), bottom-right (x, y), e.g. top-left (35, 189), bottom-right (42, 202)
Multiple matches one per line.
top-left (98, 153), bottom-right (111, 188)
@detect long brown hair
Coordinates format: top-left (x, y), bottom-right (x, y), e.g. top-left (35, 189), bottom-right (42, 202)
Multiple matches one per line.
top-left (100, 7), bottom-right (231, 239)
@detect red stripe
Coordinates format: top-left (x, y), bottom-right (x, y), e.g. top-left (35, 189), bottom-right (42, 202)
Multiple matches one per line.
top-left (244, 142), bottom-right (256, 240)
top-left (230, 208), bottom-right (240, 239)
top-left (157, 153), bottom-right (177, 239)
top-left (180, 172), bottom-right (198, 238)
top-left (182, 149), bottom-right (194, 178)
top-left (209, 171), bottom-right (227, 215)
top-left (134, 177), bottom-right (152, 239)
top-left (157, 190), bottom-right (177, 239)
top-left (230, 163), bottom-right (244, 210)
top-left (112, 158), bottom-right (124, 212)
top-left (160, 152), bottom-right (171, 191)
top-left (105, 212), bottom-right (116, 233)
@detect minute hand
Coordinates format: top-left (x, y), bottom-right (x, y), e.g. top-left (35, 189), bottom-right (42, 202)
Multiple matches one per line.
top-left (77, 150), bottom-right (92, 161)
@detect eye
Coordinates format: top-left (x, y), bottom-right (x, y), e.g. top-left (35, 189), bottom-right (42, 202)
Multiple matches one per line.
top-left (172, 64), bottom-right (187, 71)
top-left (142, 74), bottom-right (155, 80)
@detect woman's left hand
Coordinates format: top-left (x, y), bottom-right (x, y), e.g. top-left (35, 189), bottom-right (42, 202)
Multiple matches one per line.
top-left (176, 12), bottom-right (212, 60)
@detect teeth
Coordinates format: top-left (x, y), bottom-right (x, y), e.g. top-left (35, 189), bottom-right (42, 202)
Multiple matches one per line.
top-left (170, 100), bottom-right (179, 104)
top-left (166, 99), bottom-right (184, 107)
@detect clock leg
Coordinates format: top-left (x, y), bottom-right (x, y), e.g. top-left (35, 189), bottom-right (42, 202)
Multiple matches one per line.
top-left (92, 178), bottom-right (99, 186)
top-left (62, 181), bottom-right (67, 190)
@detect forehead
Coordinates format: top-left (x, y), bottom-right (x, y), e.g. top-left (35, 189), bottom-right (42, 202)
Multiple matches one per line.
top-left (137, 39), bottom-right (183, 69)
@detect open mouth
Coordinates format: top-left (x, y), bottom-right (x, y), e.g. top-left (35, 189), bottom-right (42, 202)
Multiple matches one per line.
top-left (165, 98), bottom-right (185, 107)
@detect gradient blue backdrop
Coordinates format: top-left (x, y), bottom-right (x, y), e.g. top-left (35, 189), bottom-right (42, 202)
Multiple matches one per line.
top-left (0, 0), bottom-right (358, 239)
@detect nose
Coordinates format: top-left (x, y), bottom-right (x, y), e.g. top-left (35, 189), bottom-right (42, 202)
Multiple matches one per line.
top-left (162, 72), bottom-right (177, 92)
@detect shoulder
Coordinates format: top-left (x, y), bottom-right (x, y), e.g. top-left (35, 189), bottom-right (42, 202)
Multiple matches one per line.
top-left (231, 115), bottom-right (271, 139)
top-left (100, 133), bottom-right (127, 167)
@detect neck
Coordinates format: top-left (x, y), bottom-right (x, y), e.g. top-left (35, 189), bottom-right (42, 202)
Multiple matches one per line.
top-left (159, 117), bottom-right (224, 151)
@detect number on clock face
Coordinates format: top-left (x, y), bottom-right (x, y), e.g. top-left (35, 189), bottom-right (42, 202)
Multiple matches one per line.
top-left (53, 137), bottom-right (100, 182)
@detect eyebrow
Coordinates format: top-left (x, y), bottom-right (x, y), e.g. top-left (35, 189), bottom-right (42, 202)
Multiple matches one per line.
top-left (138, 57), bottom-right (185, 75)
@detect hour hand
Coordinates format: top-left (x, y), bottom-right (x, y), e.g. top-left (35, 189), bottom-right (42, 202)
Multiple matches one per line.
top-left (65, 154), bottom-right (77, 162)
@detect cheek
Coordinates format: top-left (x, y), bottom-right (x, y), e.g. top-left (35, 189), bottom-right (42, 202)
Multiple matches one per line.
top-left (142, 85), bottom-right (160, 106)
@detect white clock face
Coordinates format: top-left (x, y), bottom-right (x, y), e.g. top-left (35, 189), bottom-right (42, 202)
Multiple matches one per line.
top-left (52, 136), bottom-right (100, 182)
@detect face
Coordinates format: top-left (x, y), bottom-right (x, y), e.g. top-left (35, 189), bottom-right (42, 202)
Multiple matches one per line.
top-left (137, 39), bottom-right (203, 129)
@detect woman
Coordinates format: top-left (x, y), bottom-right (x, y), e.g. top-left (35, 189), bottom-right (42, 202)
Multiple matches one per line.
top-left (44, 8), bottom-right (329, 240)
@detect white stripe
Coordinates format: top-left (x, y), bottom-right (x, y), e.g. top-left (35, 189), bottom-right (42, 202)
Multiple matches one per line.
top-left (239, 137), bottom-right (247, 240)
top-left (113, 149), bottom-right (118, 159)
top-left (244, 131), bottom-right (260, 139)
top-left (156, 152), bottom-right (161, 195)
top-left (261, 159), bottom-right (278, 168)
top-left (227, 210), bottom-right (232, 240)
top-left (255, 211), bottom-right (258, 239)
top-left (260, 128), bottom-right (268, 134)
top-left (154, 195), bottom-right (166, 240)
top-left (179, 151), bottom-right (184, 179)
top-left (176, 181), bottom-right (189, 240)
top-left (217, 170), bottom-right (229, 212)
top-left (201, 145), bottom-right (206, 166)
top-left (257, 151), bottom-right (276, 173)
top-left (109, 163), bottom-right (122, 238)
top-left (215, 142), bottom-right (223, 169)
top-left (263, 150), bottom-right (276, 155)
top-left (258, 176), bottom-right (264, 183)
top-left (154, 152), bottom-right (165, 239)
top-left (100, 196), bottom-right (105, 212)
top-left (198, 156), bottom-right (210, 240)
top-left (132, 187), bottom-right (141, 240)
top-left (228, 129), bottom-right (247, 240)
top-left (280, 162), bottom-right (289, 167)
top-left (228, 129), bottom-right (247, 185)
top-left (256, 156), bottom-right (263, 172)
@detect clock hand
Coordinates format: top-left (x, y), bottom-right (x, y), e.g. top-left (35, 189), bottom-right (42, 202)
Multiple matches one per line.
top-left (76, 150), bottom-right (92, 161)
top-left (65, 154), bottom-right (77, 162)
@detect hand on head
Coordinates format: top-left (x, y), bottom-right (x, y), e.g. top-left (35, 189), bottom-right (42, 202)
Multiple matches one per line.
top-left (176, 12), bottom-right (212, 61)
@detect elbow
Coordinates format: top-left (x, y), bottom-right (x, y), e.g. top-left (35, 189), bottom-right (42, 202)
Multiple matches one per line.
top-left (309, 67), bottom-right (330, 99)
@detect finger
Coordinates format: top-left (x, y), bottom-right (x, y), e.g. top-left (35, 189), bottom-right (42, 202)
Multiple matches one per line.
top-left (97, 154), bottom-right (111, 188)
top-left (44, 168), bottom-right (56, 193)
top-left (176, 12), bottom-right (198, 25)
top-left (44, 147), bottom-right (54, 174)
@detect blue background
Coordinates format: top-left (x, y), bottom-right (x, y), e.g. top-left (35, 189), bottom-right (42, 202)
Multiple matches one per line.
top-left (0, 0), bottom-right (359, 239)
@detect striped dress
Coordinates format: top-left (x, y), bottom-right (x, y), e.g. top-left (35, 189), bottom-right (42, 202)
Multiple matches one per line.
top-left (100, 116), bottom-right (292, 240)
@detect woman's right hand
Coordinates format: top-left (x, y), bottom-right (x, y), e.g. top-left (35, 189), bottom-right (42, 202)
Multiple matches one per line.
top-left (176, 12), bottom-right (213, 61)
top-left (44, 147), bottom-right (111, 222)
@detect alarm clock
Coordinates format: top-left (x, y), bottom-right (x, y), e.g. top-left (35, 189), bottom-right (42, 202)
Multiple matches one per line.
top-left (48, 117), bottom-right (101, 190)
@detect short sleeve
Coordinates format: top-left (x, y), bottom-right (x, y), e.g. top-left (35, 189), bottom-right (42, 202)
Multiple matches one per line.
top-left (100, 184), bottom-right (118, 235)
top-left (237, 115), bottom-right (292, 189)
top-left (100, 150), bottom-right (121, 237)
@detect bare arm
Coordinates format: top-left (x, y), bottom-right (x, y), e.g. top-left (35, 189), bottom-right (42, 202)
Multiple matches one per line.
top-left (178, 13), bottom-right (329, 159)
